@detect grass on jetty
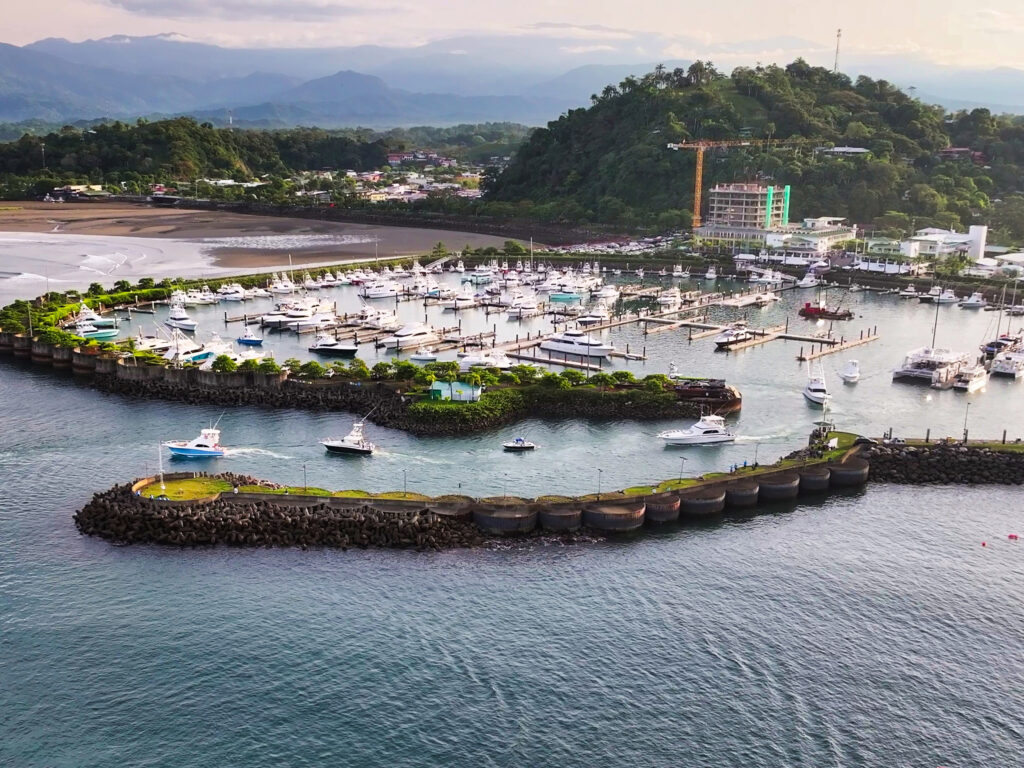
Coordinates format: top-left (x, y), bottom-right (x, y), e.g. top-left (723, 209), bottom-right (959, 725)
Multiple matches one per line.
top-left (140, 477), bottom-right (232, 500)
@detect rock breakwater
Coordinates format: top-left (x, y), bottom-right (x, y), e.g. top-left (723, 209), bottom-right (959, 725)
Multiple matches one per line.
top-left (866, 444), bottom-right (1024, 484)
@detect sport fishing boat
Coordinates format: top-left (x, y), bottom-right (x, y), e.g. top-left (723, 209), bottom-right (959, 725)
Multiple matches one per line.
top-left (409, 347), bottom-right (438, 363)
top-left (657, 414), bottom-right (736, 446)
top-left (76, 303), bottom-right (117, 328)
top-left (503, 437), bottom-right (537, 452)
top-left (164, 302), bottom-right (197, 332)
top-left (458, 350), bottom-right (514, 370)
top-left (539, 329), bottom-right (615, 358)
top-left (713, 322), bottom-right (753, 350)
top-left (918, 285), bottom-right (944, 303)
top-left (802, 363), bottom-right (831, 406)
top-left (321, 420), bottom-right (375, 455)
top-left (236, 325), bottom-right (263, 346)
top-left (952, 364), bottom-right (989, 393)
top-left (704, 265), bottom-right (717, 280)
top-left (898, 284), bottom-right (919, 298)
top-left (796, 272), bottom-right (820, 288)
top-left (959, 292), bottom-right (987, 309)
top-left (934, 288), bottom-right (958, 304)
top-left (163, 427), bottom-right (225, 458)
top-left (308, 333), bottom-right (357, 357)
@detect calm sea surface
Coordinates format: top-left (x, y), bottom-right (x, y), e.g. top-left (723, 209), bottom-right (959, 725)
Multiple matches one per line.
top-left (3, 266), bottom-right (1024, 766)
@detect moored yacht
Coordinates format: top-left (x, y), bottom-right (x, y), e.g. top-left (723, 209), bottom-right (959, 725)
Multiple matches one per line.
top-left (959, 291), bottom-right (987, 309)
top-left (236, 325), bottom-right (263, 346)
top-left (72, 319), bottom-right (119, 340)
top-left (898, 284), bottom-right (919, 298)
top-left (308, 333), bottom-right (357, 357)
top-left (952, 364), bottom-right (989, 393)
top-left (164, 302), bottom-right (197, 332)
top-left (539, 329), bottom-right (615, 358)
top-left (796, 272), bottom-right (820, 288)
top-left (704, 265), bottom-right (717, 280)
top-left (381, 322), bottom-right (439, 350)
top-left (657, 414), bottom-right (736, 445)
top-left (713, 322), bottom-right (752, 350)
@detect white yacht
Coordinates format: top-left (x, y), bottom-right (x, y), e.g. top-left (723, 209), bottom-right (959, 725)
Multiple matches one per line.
top-left (74, 303), bottom-right (117, 328)
top-left (803, 363), bottom-right (831, 406)
top-left (952, 364), bottom-right (989, 393)
top-left (381, 322), bottom-right (440, 350)
top-left (934, 288), bottom-right (958, 304)
top-left (839, 359), bottom-right (860, 384)
top-left (713, 322), bottom-right (752, 350)
top-left (704, 265), bottom-right (717, 280)
top-left (892, 347), bottom-right (969, 388)
top-left (308, 333), bottom-right (357, 357)
top-left (360, 279), bottom-right (400, 299)
top-left (164, 302), bottom-right (197, 332)
top-left (657, 414), bottom-right (736, 446)
top-left (657, 287), bottom-right (681, 306)
top-left (898, 285), bottom-right (919, 299)
top-left (286, 314), bottom-right (337, 332)
top-left (459, 350), bottom-right (513, 370)
top-left (506, 295), bottom-right (540, 318)
top-left (539, 329), bottom-right (615, 358)
top-left (161, 328), bottom-right (206, 363)
top-left (796, 272), bottom-right (820, 288)
top-left (322, 421), bottom-right (374, 455)
top-left (132, 328), bottom-right (172, 353)
top-left (918, 285), bottom-right (944, 303)
top-left (245, 287), bottom-right (272, 299)
top-left (959, 292), bottom-right (987, 309)
top-left (217, 283), bottom-right (246, 301)
top-left (595, 284), bottom-right (620, 302)
top-left (409, 347), bottom-right (438, 363)
top-left (441, 287), bottom-right (478, 310)
top-left (577, 302), bottom-right (611, 326)
top-left (990, 352), bottom-right (1024, 379)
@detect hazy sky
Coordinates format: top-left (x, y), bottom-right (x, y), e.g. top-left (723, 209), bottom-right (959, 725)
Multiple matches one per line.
top-left (5, 0), bottom-right (1024, 68)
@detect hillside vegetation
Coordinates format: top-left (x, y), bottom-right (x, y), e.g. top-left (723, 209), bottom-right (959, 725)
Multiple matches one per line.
top-left (486, 60), bottom-right (1024, 240)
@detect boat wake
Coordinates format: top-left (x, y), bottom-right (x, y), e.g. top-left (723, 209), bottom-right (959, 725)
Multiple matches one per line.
top-left (223, 447), bottom-right (293, 460)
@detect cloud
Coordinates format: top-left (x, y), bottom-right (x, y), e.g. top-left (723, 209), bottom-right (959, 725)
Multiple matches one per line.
top-left (968, 8), bottom-right (1024, 35)
top-left (522, 22), bottom-right (636, 41)
top-left (560, 44), bottom-right (617, 54)
top-left (102, 0), bottom-right (393, 21)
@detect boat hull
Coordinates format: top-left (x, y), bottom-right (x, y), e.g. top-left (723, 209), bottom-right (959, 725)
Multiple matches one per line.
top-left (237, 338), bottom-right (263, 346)
top-left (164, 319), bottom-right (196, 332)
top-left (323, 443), bottom-right (373, 455)
top-left (165, 446), bottom-right (224, 458)
top-left (309, 346), bottom-right (357, 357)
top-left (660, 435), bottom-right (735, 446)
top-left (503, 444), bottom-right (536, 452)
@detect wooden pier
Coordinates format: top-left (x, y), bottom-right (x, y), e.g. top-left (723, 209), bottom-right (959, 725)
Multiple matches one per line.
top-left (797, 328), bottom-right (880, 361)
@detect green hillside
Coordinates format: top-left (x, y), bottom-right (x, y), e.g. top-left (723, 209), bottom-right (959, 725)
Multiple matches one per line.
top-left (486, 60), bottom-right (1022, 237)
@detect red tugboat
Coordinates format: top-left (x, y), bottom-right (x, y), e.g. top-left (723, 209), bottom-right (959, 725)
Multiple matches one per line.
top-left (798, 300), bottom-right (853, 320)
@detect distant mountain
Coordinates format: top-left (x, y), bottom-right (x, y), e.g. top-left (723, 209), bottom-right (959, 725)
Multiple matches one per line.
top-left (528, 61), bottom-right (690, 102)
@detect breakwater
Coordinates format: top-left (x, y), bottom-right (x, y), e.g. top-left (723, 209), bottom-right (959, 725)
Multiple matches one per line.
top-left (866, 443), bottom-right (1024, 484)
top-left (76, 456), bottom-right (872, 551)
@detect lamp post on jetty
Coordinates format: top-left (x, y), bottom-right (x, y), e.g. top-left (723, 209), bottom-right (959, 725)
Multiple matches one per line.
top-left (303, 463), bottom-right (307, 493)
top-left (963, 401), bottom-right (971, 443)
top-left (403, 469), bottom-right (408, 498)
top-left (597, 468), bottom-right (603, 500)
top-left (678, 456), bottom-right (688, 485)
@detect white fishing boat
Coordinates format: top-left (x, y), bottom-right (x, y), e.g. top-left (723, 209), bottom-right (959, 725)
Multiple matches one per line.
top-left (898, 284), bottom-right (919, 298)
top-left (286, 314), bottom-right (337, 332)
top-left (302, 272), bottom-right (321, 290)
top-left (934, 288), bottom-right (958, 304)
top-left (163, 427), bottom-right (224, 458)
top-left (459, 350), bottom-right (513, 370)
top-left (803, 363), bottom-right (831, 406)
top-left (959, 292), bottom-right (987, 309)
top-left (164, 302), bottom-right (197, 332)
top-left (75, 303), bottom-right (117, 328)
top-left (360, 279), bottom-right (400, 299)
top-left (657, 287), bottom-right (681, 306)
top-left (381, 322), bottom-right (439, 350)
top-left (452, 260), bottom-right (466, 273)
top-left (713, 322), bottom-right (752, 350)
top-left (918, 285), bottom-right (944, 303)
top-left (952, 364), bottom-right (989, 393)
top-left (308, 333), bottom-right (357, 357)
top-left (657, 414), bottom-right (736, 445)
top-left (245, 287), bottom-right (272, 299)
top-left (269, 274), bottom-right (296, 294)
top-left (132, 327), bottom-right (172, 353)
top-left (839, 359), bottom-right (860, 384)
top-left (796, 272), bottom-right (820, 288)
top-left (236, 325), bottom-right (263, 346)
top-left (161, 328), bottom-right (205, 363)
top-left (440, 287), bottom-right (478, 310)
top-left (506, 294), bottom-right (540, 318)
top-left (577, 301), bottom-right (611, 326)
top-left (217, 283), bottom-right (246, 301)
top-left (322, 420), bottom-right (374, 455)
top-left (704, 265), bottom-right (717, 280)
top-left (595, 284), bottom-right (620, 301)
top-left (409, 347), bottom-right (438, 363)
top-left (539, 329), bottom-right (614, 358)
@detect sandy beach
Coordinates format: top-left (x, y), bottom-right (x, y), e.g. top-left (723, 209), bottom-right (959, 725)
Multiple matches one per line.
top-left (0, 202), bottom-right (518, 268)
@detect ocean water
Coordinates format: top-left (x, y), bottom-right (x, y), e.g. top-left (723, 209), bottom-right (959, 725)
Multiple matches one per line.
top-left (4, 259), bottom-right (1024, 765)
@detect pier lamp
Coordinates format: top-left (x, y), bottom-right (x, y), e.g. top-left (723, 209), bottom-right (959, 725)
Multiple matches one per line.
top-left (679, 456), bottom-right (688, 484)
top-left (303, 463), bottom-right (307, 493)
top-left (403, 469), bottom-right (408, 498)
top-left (963, 401), bottom-right (971, 443)
top-left (597, 468), bottom-right (603, 500)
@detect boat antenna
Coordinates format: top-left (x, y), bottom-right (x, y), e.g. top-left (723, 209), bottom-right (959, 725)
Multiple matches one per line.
top-left (213, 411), bottom-right (225, 429)
top-left (361, 405), bottom-right (379, 422)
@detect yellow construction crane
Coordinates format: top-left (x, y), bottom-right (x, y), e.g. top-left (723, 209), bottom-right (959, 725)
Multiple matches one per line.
top-left (666, 138), bottom-right (809, 228)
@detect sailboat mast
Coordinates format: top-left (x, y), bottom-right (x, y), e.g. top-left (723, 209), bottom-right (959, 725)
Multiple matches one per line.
top-left (930, 296), bottom-right (940, 348)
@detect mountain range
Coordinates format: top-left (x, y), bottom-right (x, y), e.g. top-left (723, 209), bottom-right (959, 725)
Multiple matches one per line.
top-left (2, 33), bottom-right (1024, 128)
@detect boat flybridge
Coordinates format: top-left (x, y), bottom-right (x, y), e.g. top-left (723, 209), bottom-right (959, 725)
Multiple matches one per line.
top-left (657, 414), bottom-right (736, 445)
top-left (539, 329), bottom-right (615, 358)
top-left (803, 363), bottom-right (831, 406)
top-left (164, 302), bottom-right (197, 332)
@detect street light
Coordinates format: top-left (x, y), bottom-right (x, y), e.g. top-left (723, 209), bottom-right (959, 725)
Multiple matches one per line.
top-left (303, 462), bottom-right (307, 493)
top-left (963, 401), bottom-right (971, 443)
top-left (678, 456), bottom-right (688, 483)
top-left (403, 469), bottom-right (408, 498)
top-left (597, 468), bottom-right (603, 500)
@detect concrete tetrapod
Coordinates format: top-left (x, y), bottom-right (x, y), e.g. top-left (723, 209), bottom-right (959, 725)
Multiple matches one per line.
top-left (798, 466), bottom-right (832, 493)
top-left (679, 489), bottom-right (727, 517)
top-left (582, 500), bottom-right (646, 532)
top-left (828, 457), bottom-right (870, 488)
top-left (757, 472), bottom-right (801, 501)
